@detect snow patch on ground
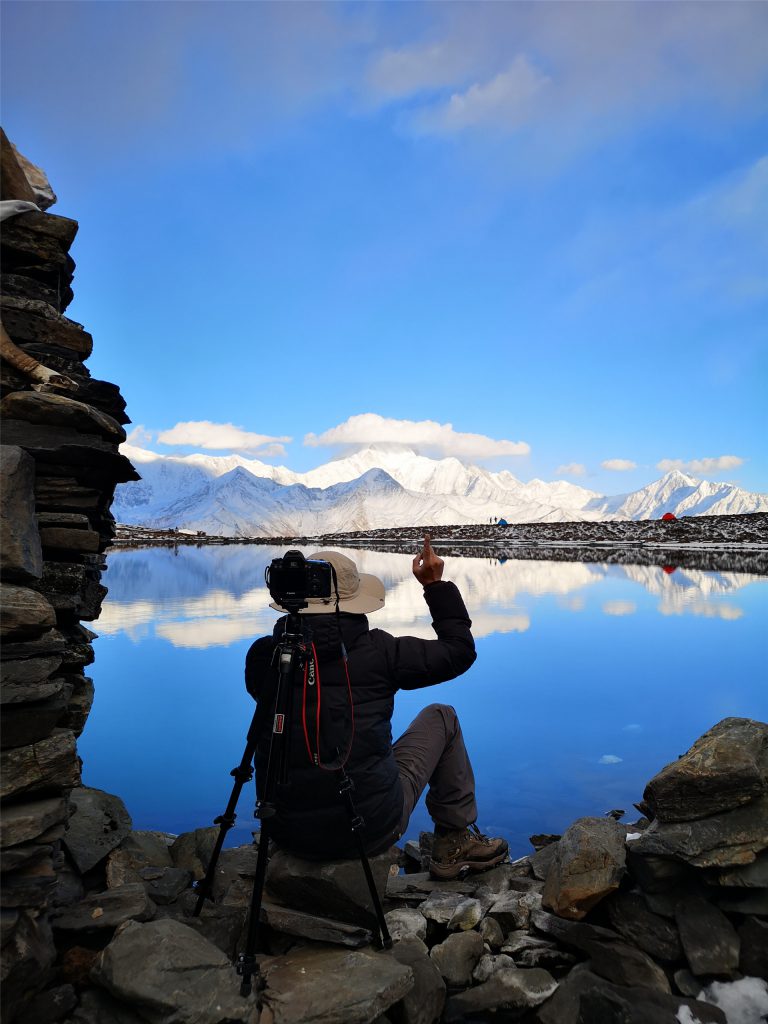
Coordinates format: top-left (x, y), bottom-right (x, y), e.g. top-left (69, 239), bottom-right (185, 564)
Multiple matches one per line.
top-left (695, 977), bottom-right (768, 1024)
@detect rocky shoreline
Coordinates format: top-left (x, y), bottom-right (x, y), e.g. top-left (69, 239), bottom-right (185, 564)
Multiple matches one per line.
top-left (111, 515), bottom-right (768, 575)
top-left (10, 716), bottom-right (768, 1024)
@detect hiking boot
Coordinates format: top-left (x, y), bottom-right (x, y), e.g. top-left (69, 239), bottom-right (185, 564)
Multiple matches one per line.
top-left (429, 823), bottom-right (509, 880)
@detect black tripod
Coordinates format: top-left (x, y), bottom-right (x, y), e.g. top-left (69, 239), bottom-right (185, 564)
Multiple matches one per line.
top-left (193, 605), bottom-right (392, 998)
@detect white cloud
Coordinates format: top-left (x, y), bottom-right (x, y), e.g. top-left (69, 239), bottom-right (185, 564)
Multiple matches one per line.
top-left (125, 425), bottom-right (155, 447)
top-left (656, 455), bottom-right (745, 475)
top-left (556, 463), bottom-right (587, 478)
top-left (603, 601), bottom-right (637, 617)
top-left (602, 459), bottom-right (637, 472)
top-left (411, 56), bottom-right (550, 135)
top-left (304, 414), bottom-right (530, 460)
top-left (367, 41), bottom-right (472, 99)
top-left (598, 754), bottom-right (623, 765)
top-left (157, 420), bottom-right (292, 456)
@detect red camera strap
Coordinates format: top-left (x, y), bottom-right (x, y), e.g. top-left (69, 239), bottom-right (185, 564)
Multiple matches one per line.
top-left (301, 642), bottom-right (355, 771)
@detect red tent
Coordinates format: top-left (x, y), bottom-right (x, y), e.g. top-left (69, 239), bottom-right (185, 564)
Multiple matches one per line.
top-left (661, 512), bottom-right (677, 521)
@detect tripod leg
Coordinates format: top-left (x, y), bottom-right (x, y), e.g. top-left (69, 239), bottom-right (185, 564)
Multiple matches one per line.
top-left (193, 715), bottom-right (259, 917)
top-left (337, 769), bottom-right (392, 949)
top-left (237, 818), bottom-right (272, 997)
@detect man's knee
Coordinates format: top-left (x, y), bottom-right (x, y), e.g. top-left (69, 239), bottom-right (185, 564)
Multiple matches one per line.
top-left (423, 703), bottom-right (459, 729)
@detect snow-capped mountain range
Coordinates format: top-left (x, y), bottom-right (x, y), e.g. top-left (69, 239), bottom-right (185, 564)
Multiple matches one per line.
top-left (113, 443), bottom-right (768, 538)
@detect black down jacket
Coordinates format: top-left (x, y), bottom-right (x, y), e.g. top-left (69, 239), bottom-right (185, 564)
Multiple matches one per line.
top-left (244, 580), bottom-right (476, 859)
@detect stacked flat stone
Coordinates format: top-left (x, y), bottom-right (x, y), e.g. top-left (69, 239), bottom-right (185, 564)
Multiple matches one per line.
top-left (0, 136), bottom-right (137, 1020)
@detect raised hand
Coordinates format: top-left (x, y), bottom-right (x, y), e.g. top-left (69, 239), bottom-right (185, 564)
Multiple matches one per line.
top-left (412, 533), bottom-right (444, 586)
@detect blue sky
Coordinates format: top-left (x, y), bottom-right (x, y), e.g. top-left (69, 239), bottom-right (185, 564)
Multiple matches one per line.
top-left (3, 1), bottom-right (767, 495)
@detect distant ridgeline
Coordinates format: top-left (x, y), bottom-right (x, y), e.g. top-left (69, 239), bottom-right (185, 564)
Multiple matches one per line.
top-left (0, 134), bottom-right (138, 1018)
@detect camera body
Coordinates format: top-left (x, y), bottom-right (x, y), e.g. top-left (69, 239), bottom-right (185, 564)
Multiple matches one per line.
top-left (266, 550), bottom-right (333, 608)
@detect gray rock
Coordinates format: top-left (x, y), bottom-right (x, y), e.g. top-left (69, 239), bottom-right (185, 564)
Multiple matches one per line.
top-left (0, 584), bottom-right (55, 640)
top-left (626, 851), bottom-right (687, 893)
top-left (500, 930), bottom-right (574, 971)
top-left (388, 936), bottom-right (446, 1024)
top-left (0, 796), bottom-right (67, 847)
top-left (0, 447), bottom-right (42, 582)
top-left (674, 968), bottom-right (702, 997)
top-left (445, 966), bottom-right (557, 1021)
top-left (739, 916), bottom-right (768, 980)
top-left (0, 908), bottom-right (55, 1023)
top-left (643, 718), bottom-right (768, 822)
top-left (0, 657), bottom-right (63, 692)
top-left (531, 909), bottom-right (669, 992)
top-left (420, 891), bottom-right (466, 926)
top-left (260, 944), bottom-right (414, 1024)
top-left (260, 901), bottom-right (373, 947)
top-left (2, 855), bottom-right (57, 907)
top-left (385, 907), bottom-right (427, 943)
top-left (711, 887), bottom-right (768, 915)
top-left (629, 793), bottom-right (768, 868)
top-left (429, 930), bottom-right (484, 987)
top-left (107, 830), bottom-right (174, 887)
top-left (138, 866), bottom-right (192, 905)
top-left (537, 967), bottom-right (726, 1024)
top-left (477, 916), bottom-right (504, 949)
top-left (0, 730), bottom-right (79, 800)
top-left (60, 673), bottom-right (94, 736)
top-left (68, 988), bottom-right (147, 1024)
top-left (63, 786), bottom-right (132, 873)
top-left (155, 898), bottom-right (245, 959)
top-left (169, 827), bottom-right (219, 882)
top-left (472, 952), bottom-right (516, 983)
top-left (386, 872), bottom-right (474, 901)
top-left (266, 846), bottom-right (391, 928)
top-left (91, 919), bottom-right (259, 1024)
top-left (1, 688), bottom-right (70, 749)
top-left (14, 983), bottom-right (76, 1024)
top-left (714, 849), bottom-right (768, 886)
top-left (542, 816), bottom-right (626, 919)
top-left (208, 842), bottom-right (256, 902)
top-left (675, 896), bottom-right (740, 976)
top-left (487, 890), bottom-right (540, 932)
top-left (531, 840), bottom-right (559, 881)
top-left (446, 896), bottom-right (483, 931)
top-left (50, 883), bottom-right (155, 932)
top-left (605, 890), bottom-right (682, 961)
top-left (1, 391), bottom-right (125, 441)
top-left (105, 850), bottom-right (142, 888)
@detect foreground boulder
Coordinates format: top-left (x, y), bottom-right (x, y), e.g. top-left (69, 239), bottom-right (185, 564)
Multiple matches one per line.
top-left (542, 816), bottom-right (626, 919)
top-left (258, 944), bottom-right (414, 1024)
top-left (90, 918), bottom-right (258, 1024)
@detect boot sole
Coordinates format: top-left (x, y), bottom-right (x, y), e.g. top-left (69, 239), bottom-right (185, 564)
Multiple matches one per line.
top-left (428, 849), bottom-right (509, 881)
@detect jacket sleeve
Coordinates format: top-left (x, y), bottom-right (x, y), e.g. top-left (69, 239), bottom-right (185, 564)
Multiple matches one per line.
top-left (379, 580), bottom-right (477, 691)
top-left (245, 635), bottom-right (275, 701)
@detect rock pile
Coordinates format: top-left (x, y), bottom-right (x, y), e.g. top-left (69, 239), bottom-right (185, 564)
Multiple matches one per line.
top-left (1, 135), bottom-right (138, 1020)
top-left (9, 716), bottom-right (761, 1024)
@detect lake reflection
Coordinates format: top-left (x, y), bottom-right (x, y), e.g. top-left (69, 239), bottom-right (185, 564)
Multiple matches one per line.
top-left (82, 546), bottom-right (768, 856)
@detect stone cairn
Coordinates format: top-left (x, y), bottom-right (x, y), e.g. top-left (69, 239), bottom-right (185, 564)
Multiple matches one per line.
top-left (0, 133), bottom-right (138, 1020)
top-left (2, 142), bottom-right (766, 1024)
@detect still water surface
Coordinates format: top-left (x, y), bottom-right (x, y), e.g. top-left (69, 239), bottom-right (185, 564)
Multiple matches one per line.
top-left (81, 545), bottom-right (768, 858)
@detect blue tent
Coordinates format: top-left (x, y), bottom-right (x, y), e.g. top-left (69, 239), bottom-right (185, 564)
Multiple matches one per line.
top-left (497, 518), bottom-right (509, 526)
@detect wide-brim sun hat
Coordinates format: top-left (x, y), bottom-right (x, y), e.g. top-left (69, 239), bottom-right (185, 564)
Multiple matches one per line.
top-left (269, 550), bottom-right (385, 615)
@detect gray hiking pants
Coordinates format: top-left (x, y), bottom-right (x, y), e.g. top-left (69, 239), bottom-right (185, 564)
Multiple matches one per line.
top-left (393, 703), bottom-right (478, 836)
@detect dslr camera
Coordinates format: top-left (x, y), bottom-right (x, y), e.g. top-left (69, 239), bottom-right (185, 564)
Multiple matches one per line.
top-left (266, 550), bottom-right (333, 608)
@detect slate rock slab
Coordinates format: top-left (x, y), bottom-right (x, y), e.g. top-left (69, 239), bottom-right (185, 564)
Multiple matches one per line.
top-left (739, 917), bottom-right (768, 980)
top-left (542, 816), bottom-right (626, 919)
top-left (63, 787), bottom-right (132, 873)
top-left (537, 967), bottom-right (726, 1024)
top-left (68, 987), bottom-right (148, 1024)
top-left (266, 847), bottom-right (391, 928)
top-left (50, 883), bottom-right (155, 932)
top-left (0, 446), bottom-right (42, 582)
top-left (259, 944), bottom-right (414, 1024)
top-left (388, 936), bottom-right (446, 1024)
top-left (0, 730), bottom-right (79, 800)
top-left (675, 896), bottom-right (740, 976)
top-left (643, 718), bottom-right (768, 822)
top-left (385, 907), bottom-right (427, 943)
top-left (629, 794), bottom-right (768, 868)
top-left (138, 866), bottom-right (192, 906)
top-left (605, 890), bottom-right (682, 962)
top-left (0, 796), bottom-right (67, 848)
top-left (260, 901), bottom-right (373, 948)
top-left (91, 918), bottom-right (259, 1024)
top-left (444, 966), bottom-right (557, 1021)
top-left (0, 584), bottom-right (56, 640)
top-left (169, 827), bottom-right (219, 882)
top-left (429, 930), bottom-right (484, 987)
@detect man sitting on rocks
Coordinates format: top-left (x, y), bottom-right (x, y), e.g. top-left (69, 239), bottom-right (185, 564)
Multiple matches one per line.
top-left (245, 536), bottom-right (508, 880)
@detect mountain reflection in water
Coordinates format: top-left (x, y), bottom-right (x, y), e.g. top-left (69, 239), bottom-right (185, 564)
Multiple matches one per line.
top-left (83, 546), bottom-right (767, 856)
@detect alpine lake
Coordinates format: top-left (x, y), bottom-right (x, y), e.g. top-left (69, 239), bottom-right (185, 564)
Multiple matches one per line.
top-left (80, 543), bottom-right (768, 859)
